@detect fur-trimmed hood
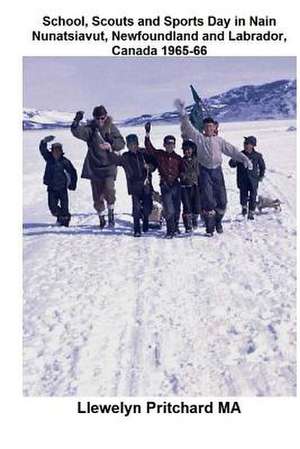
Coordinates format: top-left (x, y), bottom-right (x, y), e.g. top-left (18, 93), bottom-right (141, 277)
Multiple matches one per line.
top-left (87, 116), bottom-right (125, 150)
top-left (88, 116), bottom-right (114, 133)
top-left (97, 115), bottom-right (114, 135)
top-left (101, 115), bottom-right (113, 132)
top-left (71, 115), bottom-right (125, 180)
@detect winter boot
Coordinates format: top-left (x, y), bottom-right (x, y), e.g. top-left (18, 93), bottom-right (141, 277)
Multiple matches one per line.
top-left (99, 215), bottom-right (106, 229)
top-left (204, 211), bottom-right (216, 236)
top-left (133, 216), bottom-right (141, 237)
top-left (248, 210), bottom-right (255, 220)
top-left (164, 232), bottom-right (174, 239)
top-left (59, 216), bottom-right (70, 227)
top-left (192, 214), bottom-right (198, 229)
top-left (165, 217), bottom-right (175, 239)
top-left (56, 217), bottom-right (63, 226)
top-left (215, 213), bottom-right (224, 234)
top-left (182, 214), bottom-right (188, 232)
top-left (174, 220), bottom-right (181, 235)
top-left (183, 214), bottom-right (193, 233)
top-left (108, 209), bottom-right (115, 228)
top-left (242, 206), bottom-right (247, 216)
top-left (142, 216), bottom-right (149, 233)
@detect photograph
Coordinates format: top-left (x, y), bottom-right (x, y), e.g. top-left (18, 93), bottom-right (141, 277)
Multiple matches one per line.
top-left (23, 56), bottom-right (296, 396)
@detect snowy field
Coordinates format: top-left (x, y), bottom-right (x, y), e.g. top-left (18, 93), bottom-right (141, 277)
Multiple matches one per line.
top-left (23, 120), bottom-right (296, 396)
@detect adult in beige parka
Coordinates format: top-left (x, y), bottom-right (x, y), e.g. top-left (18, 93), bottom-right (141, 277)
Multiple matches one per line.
top-left (71, 105), bottom-right (125, 228)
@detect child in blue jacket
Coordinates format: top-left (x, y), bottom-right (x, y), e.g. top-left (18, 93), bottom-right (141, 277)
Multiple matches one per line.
top-left (39, 135), bottom-right (77, 226)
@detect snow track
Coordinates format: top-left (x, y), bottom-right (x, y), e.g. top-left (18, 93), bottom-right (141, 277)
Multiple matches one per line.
top-left (23, 121), bottom-right (296, 396)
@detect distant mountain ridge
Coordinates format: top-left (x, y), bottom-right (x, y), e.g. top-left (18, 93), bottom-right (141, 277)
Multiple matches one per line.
top-left (121, 79), bottom-right (296, 126)
top-left (23, 109), bottom-right (75, 130)
top-left (23, 79), bottom-right (296, 130)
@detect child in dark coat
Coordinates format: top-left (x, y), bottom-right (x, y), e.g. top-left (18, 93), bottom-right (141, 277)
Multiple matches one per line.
top-left (229, 136), bottom-right (265, 220)
top-left (117, 134), bottom-right (157, 237)
top-left (180, 140), bottom-right (201, 232)
top-left (39, 135), bottom-right (77, 226)
top-left (144, 122), bottom-right (184, 238)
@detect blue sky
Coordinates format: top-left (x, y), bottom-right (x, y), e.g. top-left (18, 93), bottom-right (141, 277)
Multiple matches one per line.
top-left (23, 57), bottom-right (296, 119)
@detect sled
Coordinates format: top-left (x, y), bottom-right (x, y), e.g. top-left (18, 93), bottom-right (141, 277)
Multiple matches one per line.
top-left (149, 191), bottom-right (164, 229)
top-left (256, 195), bottom-right (282, 213)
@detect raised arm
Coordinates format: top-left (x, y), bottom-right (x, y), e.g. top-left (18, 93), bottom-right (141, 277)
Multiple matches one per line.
top-left (143, 152), bottom-right (158, 172)
top-left (144, 135), bottom-right (158, 154)
top-left (144, 122), bottom-right (159, 156)
top-left (181, 114), bottom-right (204, 144)
top-left (70, 111), bottom-right (92, 142)
top-left (221, 140), bottom-right (253, 170)
top-left (174, 99), bottom-right (205, 144)
top-left (39, 135), bottom-right (55, 161)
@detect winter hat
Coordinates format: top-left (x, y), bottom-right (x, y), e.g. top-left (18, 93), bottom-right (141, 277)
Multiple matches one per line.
top-left (182, 139), bottom-right (197, 153)
top-left (93, 105), bottom-right (107, 118)
top-left (203, 117), bottom-right (215, 124)
top-left (51, 142), bottom-right (63, 151)
top-left (244, 136), bottom-right (257, 146)
top-left (126, 134), bottom-right (139, 145)
top-left (163, 135), bottom-right (176, 145)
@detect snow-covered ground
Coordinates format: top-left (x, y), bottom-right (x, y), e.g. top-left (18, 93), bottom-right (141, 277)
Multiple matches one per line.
top-left (23, 120), bottom-right (296, 396)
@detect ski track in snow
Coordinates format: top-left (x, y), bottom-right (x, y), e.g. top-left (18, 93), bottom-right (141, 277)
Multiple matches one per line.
top-left (23, 121), bottom-right (296, 396)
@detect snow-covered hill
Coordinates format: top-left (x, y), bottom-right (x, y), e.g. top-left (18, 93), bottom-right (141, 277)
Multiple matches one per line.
top-left (122, 79), bottom-right (296, 126)
top-left (23, 79), bottom-right (296, 130)
top-left (23, 119), bottom-right (296, 396)
top-left (23, 109), bottom-right (77, 130)
top-left (208, 79), bottom-right (296, 122)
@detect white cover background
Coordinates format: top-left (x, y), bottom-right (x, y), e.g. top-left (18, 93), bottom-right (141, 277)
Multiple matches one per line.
top-left (1, 0), bottom-right (299, 448)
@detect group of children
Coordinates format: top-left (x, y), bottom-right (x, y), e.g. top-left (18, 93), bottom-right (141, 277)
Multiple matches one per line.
top-left (39, 102), bottom-right (266, 237)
